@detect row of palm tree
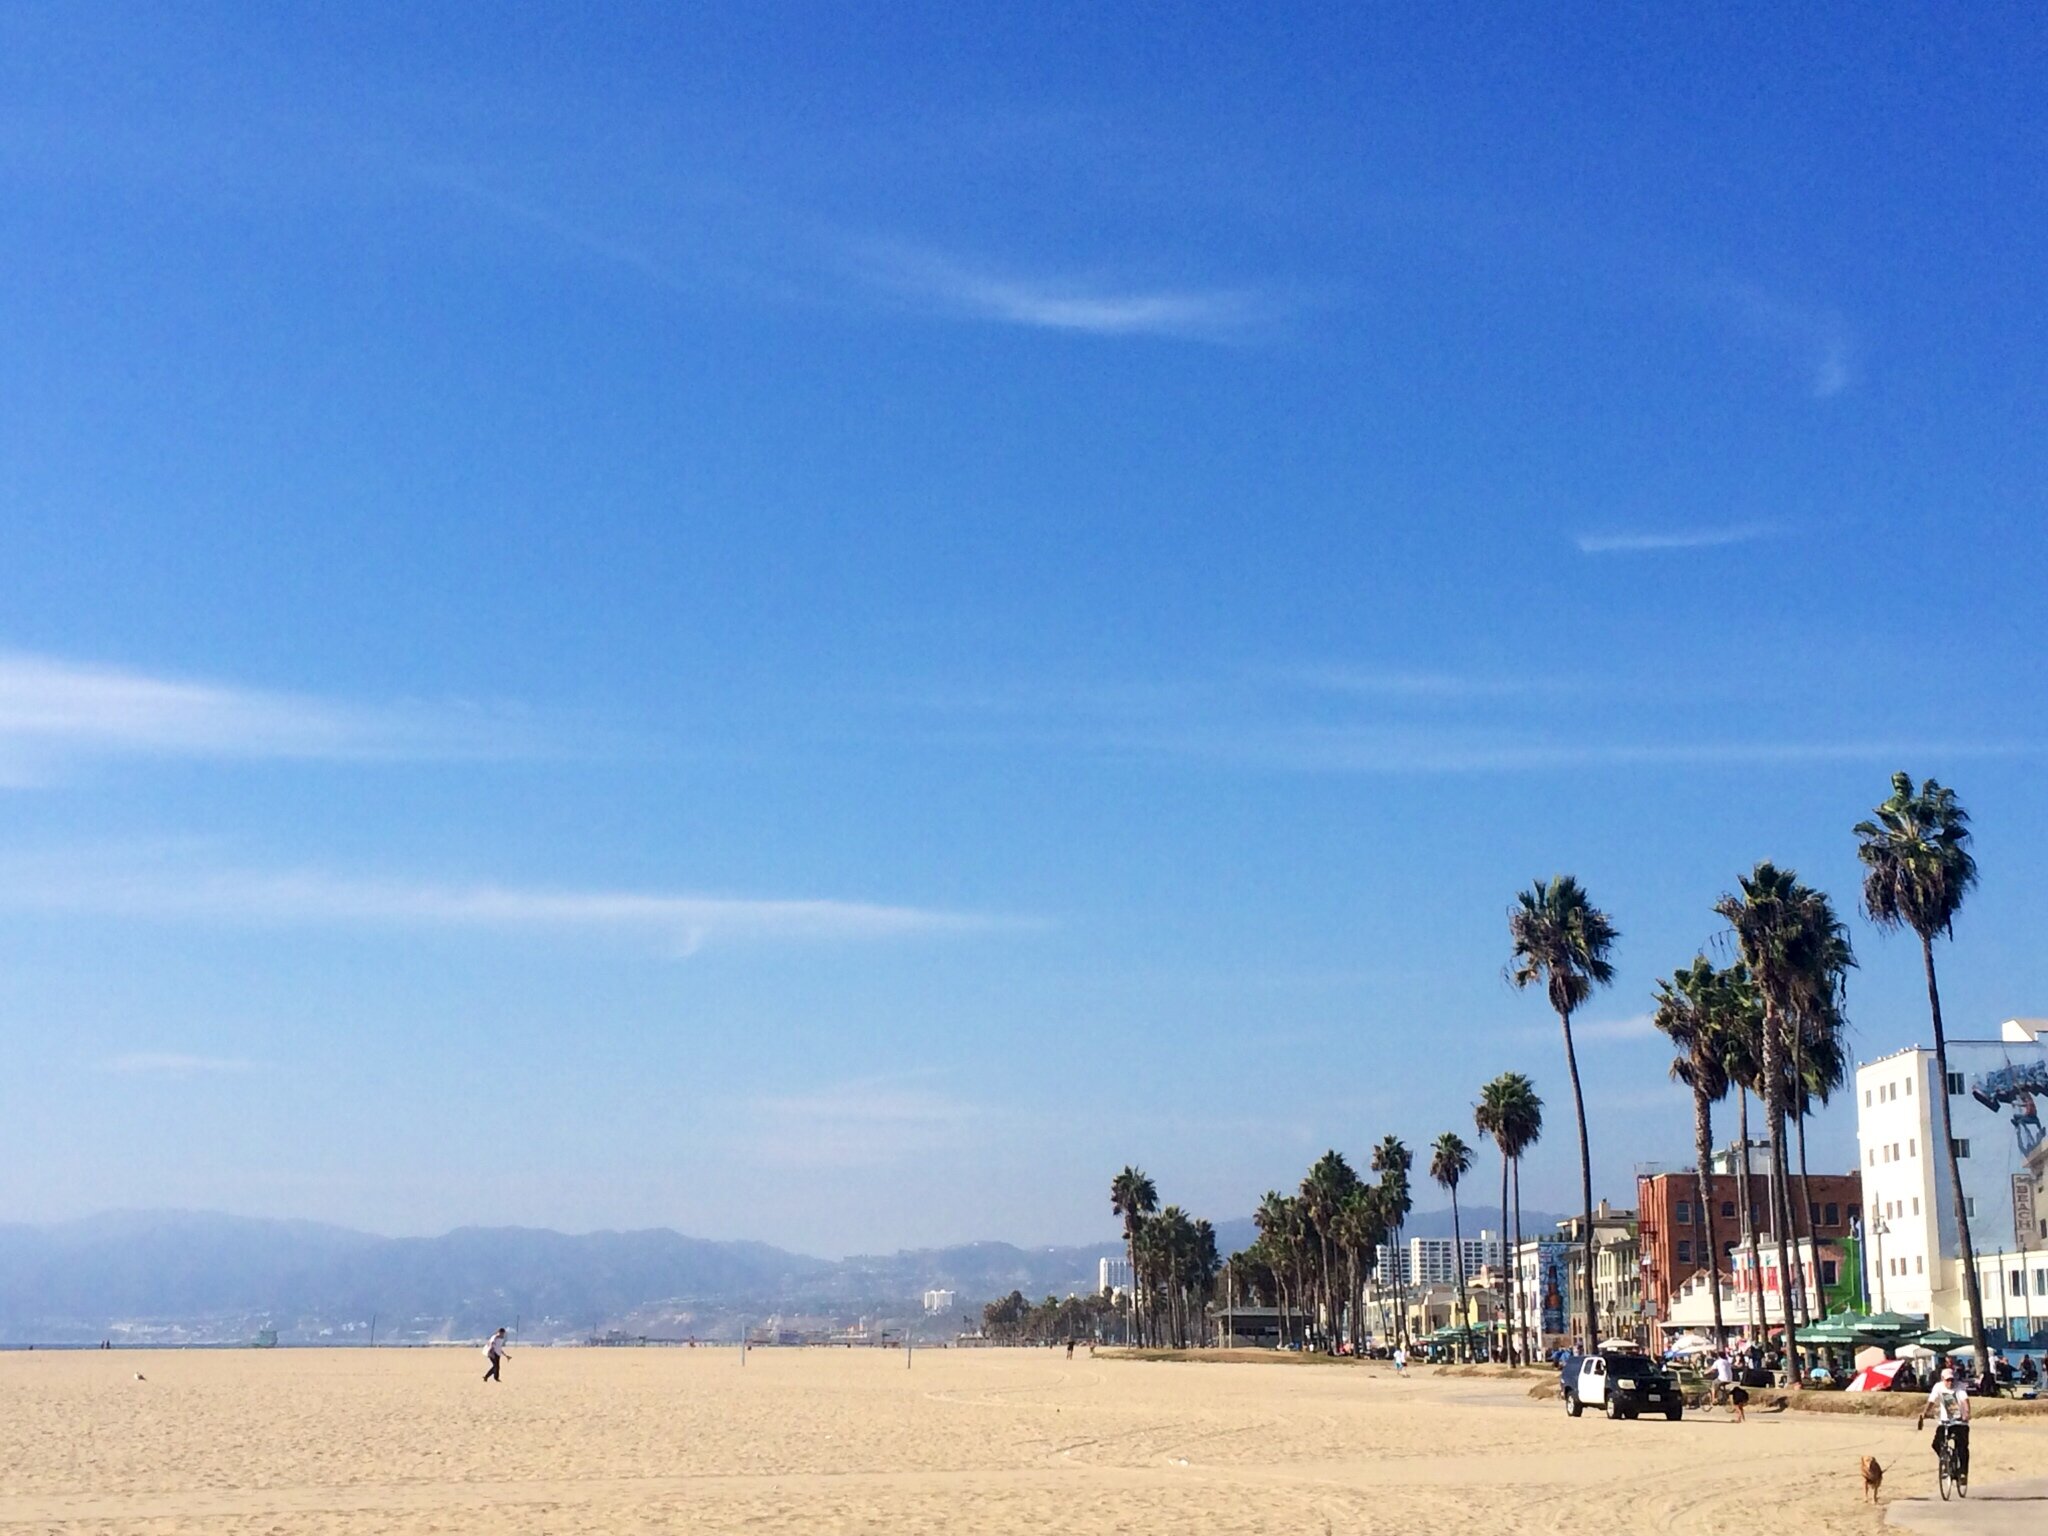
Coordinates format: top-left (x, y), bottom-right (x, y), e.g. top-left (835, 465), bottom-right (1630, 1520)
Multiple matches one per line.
top-left (1106, 1168), bottom-right (1222, 1346)
top-left (982, 1288), bottom-right (1116, 1344)
top-left (1117, 772), bottom-right (1989, 1375)
top-left (1633, 775), bottom-right (1986, 1372)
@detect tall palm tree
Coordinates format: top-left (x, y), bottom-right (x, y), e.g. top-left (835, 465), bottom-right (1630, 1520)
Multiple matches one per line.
top-left (1110, 1166), bottom-right (1157, 1345)
top-left (1714, 969), bottom-right (1767, 1338)
top-left (1255, 1191), bottom-right (1301, 1348)
top-left (1716, 864), bottom-right (1853, 1356)
top-left (1477, 1071), bottom-right (1543, 1363)
top-left (1653, 956), bottom-right (1732, 1346)
top-left (1508, 875), bottom-right (1618, 1350)
top-left (1300, 1150), bottom-right (1359, 1354)
top-left (1856, 773), bottom-right (1989, 1377)
top-left (1430, 1131), bottom-right (1475, 1356)
top-left (1333, 1184), bottom-right (1384, 1353)
top-left (1370, 1136), bottom-right (1412, 1345)
top-left (1506, 1084), bottom-right (1544, 1356)
top-left (1782, 918), bottom-right (1854, 1327)
top-left (1789, 1020), bottom-right (1847, 1311)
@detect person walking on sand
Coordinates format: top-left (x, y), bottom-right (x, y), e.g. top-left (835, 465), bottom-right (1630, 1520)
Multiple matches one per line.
top-left (1391, 1344), bottom-right (1407, 1376)
top-left (483, 1328), bottom-right (508, 1384)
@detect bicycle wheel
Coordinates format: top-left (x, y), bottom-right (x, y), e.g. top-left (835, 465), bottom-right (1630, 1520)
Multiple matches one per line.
top-left (1938, 1450), bottom-right (1954, 1501)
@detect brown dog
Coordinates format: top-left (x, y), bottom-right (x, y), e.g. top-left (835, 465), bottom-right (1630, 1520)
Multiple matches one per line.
top-left (1860, 1456), bottom-right (1884, 1502)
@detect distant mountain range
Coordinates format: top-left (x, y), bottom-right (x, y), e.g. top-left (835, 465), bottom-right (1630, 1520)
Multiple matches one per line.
top-left (0, 1205), bottom-right (1563, 1344)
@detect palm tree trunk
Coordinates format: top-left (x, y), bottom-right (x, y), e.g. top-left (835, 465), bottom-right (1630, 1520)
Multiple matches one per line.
top-left (1130, 1228), bottom-right (1146, 1343)
top-left (1499, 1149), bottom-right (1514, 1364)
top-left (1790, 1025), bottom-right (1817, 1333)
top-left (1736, 1088), bottom-right (1763, 1340)
top-left (1450, 1183), bottom-right (1469, 1362)
top-left (1393, 1220), bottom-right (1406, 1348)
top-left (1923, 934), bottom-right (1994, 1385)
top-left (1559, 1008), bottom-right (1597, 1352)
top-left (1512, 1157), bottom-right (1526, 1363)
top-left (1692, 1077), bottom-right (1726, 1346)
top-left (1761, 1003), bottom-right (1798, 1363)
top-left (1795, 1100), bottom-right (1821, 1331)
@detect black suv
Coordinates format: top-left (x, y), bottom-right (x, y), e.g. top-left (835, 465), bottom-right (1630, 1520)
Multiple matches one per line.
top-left (1560, 1350), bottom-right (1682, 1421)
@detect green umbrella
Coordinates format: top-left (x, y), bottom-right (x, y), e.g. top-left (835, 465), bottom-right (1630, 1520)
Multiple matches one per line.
top-left (1851, 1310), bottom-right (1928, 1343)
top-left (1912, 1327), bottom-right (1972, 1353)
top-left (1794, 1319), bottom-right (1859, 1345)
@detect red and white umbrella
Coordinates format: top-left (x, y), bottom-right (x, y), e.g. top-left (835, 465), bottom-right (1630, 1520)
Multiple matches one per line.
top-left (1848, 1359), bottom-right (1905, 1393)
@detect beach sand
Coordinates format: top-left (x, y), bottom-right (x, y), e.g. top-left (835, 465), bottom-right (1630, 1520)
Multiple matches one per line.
top-left (2, 1347), bottom-right (2036, 1532)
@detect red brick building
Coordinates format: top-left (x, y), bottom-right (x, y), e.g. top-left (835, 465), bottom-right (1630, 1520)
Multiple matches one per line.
top-left (1637, 1150), bottom-right (1861, 1334)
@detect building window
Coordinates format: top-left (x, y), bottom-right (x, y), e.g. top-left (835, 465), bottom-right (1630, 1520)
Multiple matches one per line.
top-left (1822, 1259), bottom-right (1838, 1286)
top-left (1908, 1138), bottom-right (1917, 1156)
top-left (1676, 1200), bottom-right (1691, 1224)
top-left (1867, 1149), bottom-right (1876, 1167)
top-left (1947, 1071), bottom-right (1965, 1095)
top-left (1864, 1089), bottom-right (1872, 1107)
top-left (1721, 1200), bottom-right (1736, 1219)
top-left (1964, 1197), bottom-right (1977, 1219)
top-left (2012, 1271), bottom-right (2026, 1297)
top-left (1906, 1076), bottom-right (1913, 1095)
top-left (2034, 1268), bottom-right (2047, 1297)
top-left (1912, 1198), bottom-right (1920, 1215)
top-left (1953, 1139), bottom-right (1971, 1159)
top-left (1677, 1240), bottom-right (1693, 1263)
top-left (1916, 1256), bottom-right (1925, 1274)
top-left (1824, 1202), bottom-right (1839, 1226)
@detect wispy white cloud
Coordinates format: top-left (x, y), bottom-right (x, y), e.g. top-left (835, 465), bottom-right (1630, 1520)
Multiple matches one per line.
top-left (101, 1052), bottom-right (258, 1076)
top-left (1277, 666), bottom-right (1576, 700)
top-left (741, 1074), bottom-right (986, 1167)
top-left (1574, 524), bottom-right (1774, 555)
top-left (1206, 725), bottom-right (2037, 776)
top-left (849, 242), bottom-right (1273, 340)
top-left (893, 670), bottom-right (2035, 777)
top-left (0, 858), bottom-right (1004, 954)
top-left (1726, 283), bottom-right (1854, 398)
top-left (0, 650), bottom-right (523, 783)
top-left (1572, 1013), bottom-right (1658, 1043)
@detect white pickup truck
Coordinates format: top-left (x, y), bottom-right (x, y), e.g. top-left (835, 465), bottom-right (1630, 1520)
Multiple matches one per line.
top-left (1561, 1350), bottom-right (1683, 1421)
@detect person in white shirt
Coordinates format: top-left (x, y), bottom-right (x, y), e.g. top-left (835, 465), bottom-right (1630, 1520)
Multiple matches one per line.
top-left (1390, 1344), bottom-right (1407, 1375)
top-left (1917, 1366), bottom-right (1970, 1480)
top-left (483, 1327), bottom-right (508, 1384)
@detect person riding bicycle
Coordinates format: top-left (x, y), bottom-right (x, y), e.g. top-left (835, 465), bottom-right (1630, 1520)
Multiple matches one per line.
top-left (1710, 1350), bottom-right (1735, 1404)
top-left (1916, 1366), bottom-right (1971, 1482)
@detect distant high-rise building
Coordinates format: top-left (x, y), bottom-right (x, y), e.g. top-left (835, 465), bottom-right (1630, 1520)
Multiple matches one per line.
top-left (1374, 1231), bottom-right (1503, 1288)
top-left (921, 1288), bottom-right (956, 1315)
top-left (1098, 1256), bottom-right (1133, 1299)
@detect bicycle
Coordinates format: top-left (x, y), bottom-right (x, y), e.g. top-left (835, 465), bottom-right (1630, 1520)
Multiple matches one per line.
top-left (1935, 1424), bottom-right (1969, 1501)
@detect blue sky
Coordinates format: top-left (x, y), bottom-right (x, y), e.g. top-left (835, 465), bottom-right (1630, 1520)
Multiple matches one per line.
top-left (2, 5), bottom-right (2044, 1256)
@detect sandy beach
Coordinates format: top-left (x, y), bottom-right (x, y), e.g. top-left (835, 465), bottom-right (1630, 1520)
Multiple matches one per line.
top-left (1, 1347), bottom-right (2037, 1533)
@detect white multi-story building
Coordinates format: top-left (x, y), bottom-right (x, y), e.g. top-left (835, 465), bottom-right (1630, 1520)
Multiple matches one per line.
top-left (1374, 1231), bottom-right (1503, 1288)
top-left (920, 1288), bottom-right (956, 1315)
top-left (1098, 1256), bottom-right (1133, 1300)
top-left (1856, 1018), bottom-right (2048, 1353)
